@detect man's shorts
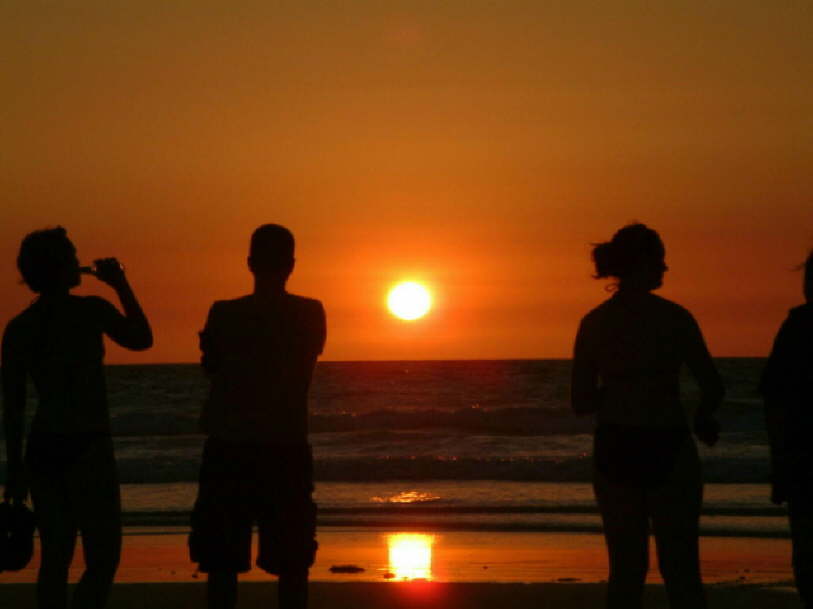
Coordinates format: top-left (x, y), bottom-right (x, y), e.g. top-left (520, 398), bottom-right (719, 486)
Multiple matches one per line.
top-left (189, 437), bottom-right (317, 575)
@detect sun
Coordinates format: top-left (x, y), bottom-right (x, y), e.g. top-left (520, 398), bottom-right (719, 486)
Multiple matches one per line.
top-left (387, 281), bottom-right (432, 321)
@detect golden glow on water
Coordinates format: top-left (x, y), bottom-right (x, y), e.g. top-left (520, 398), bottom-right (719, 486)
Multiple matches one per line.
top-left (387, 282), bottom-right (432, 321)
top-left (387, 533), bottom-right (434, 581)
top-left (371, 490), bottom-right (441, 504)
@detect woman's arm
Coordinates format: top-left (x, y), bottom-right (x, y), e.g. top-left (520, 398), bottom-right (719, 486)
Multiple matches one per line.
top-left (571, 317), bottom-right (601, 415)
top-left (684, 314), bottom-right (724, 446)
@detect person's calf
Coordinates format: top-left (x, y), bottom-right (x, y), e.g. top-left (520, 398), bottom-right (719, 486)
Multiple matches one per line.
top-left (279, 569), bottom-right (309, 609)
top-left (207, 571), bottom-right (238, 609)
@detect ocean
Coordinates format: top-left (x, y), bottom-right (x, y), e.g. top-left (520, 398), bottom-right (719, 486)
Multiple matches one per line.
top-left (1, 359), bottom-right (787, 537)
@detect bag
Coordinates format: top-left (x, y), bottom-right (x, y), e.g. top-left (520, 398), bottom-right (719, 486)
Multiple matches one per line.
top-left (0, 501), bottom-right (36, 571)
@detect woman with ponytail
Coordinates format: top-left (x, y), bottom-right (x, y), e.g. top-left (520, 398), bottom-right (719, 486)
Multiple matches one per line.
top-left (571, 223), bottom-right (723, 609)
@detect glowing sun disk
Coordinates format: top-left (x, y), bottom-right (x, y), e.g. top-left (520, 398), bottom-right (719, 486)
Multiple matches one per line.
top-left (388, 282), bottom-right (432, 320)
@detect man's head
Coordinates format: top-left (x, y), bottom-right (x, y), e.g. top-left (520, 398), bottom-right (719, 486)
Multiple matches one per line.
top-left (18, 226), bottom-right (81, 294)
top-left (248, 224), bottom-right (295, 282)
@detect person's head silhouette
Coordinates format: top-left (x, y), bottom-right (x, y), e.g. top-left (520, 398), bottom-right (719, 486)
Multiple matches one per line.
top-left (17, 226), bottom-right (81, 295)
top-left (592, 223), bottom-right (666, 292)
top-left (804, 249), bottom-right (813, 304)
top-left (248, 224), bottom-right (295, 288)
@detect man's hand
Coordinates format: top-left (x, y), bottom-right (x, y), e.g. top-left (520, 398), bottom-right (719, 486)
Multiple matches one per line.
top-left (771, 479), bottom-right (789, 506)
top-left (92, 258), bottom-right (128, 290)
top-left (693, 412), bottom-right (720, 447)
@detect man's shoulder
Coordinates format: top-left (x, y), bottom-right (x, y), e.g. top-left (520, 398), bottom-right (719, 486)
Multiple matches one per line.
top-left (4, 308), bottom-right (35, 341)
top-left (206, 295), bottom-right (253, 315)
top-left (788, 303), bottom-right (813, 319)
top-left (284, 293), bottom-right (324, 315)
top-left (71, 294), bottom-right (117, 317)
top-left (207, 294), bottom-right (324, 327)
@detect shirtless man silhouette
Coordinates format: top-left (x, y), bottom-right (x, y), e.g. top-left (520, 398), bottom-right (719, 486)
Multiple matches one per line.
top-left (189, 224), bottom-right (326, 609)
top-left (2, 226), bottom-right (152, 609)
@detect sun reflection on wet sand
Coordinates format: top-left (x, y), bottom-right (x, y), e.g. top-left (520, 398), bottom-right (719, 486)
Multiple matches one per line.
top-left (387, 533), bottom-right (435, 581)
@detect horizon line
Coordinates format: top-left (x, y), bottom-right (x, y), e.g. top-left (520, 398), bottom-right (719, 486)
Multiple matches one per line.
top-left (106, 355), bottom-right (768, 366)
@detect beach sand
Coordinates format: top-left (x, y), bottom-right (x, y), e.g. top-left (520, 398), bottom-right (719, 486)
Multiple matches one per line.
top-left (0, 527), bottom-right (801, 607)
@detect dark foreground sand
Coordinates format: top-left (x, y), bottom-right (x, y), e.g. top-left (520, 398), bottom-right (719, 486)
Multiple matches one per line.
top-left (0, 581), bottom-right (804, 609)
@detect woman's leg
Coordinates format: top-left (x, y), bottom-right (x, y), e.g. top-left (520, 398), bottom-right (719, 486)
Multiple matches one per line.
top-left (649, 439), bottom-right (706, 609)
top-left (29, 474), bottom-right (77, 609)
top-left (788, 496), bottom-right (813, 609)
top-left (594, 469), bottom-right (649, 609)
top-left (67, 439), bottom-right (121, 609)
top-left (207, 571), bottom-right (238, 609)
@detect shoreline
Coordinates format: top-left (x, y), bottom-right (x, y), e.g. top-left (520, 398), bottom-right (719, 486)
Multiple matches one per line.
top-left (116, 515), bottom-right (794, 540)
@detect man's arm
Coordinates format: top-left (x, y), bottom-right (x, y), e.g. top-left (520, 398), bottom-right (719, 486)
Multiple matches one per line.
top-left (93, 258), bottom-right (153, 351)
top-left (2, 323), bottom-right (28, 503)
top-left (199, 303), bottom-right (221, 378)
top-left (312, 301), bottom-right (326, 358)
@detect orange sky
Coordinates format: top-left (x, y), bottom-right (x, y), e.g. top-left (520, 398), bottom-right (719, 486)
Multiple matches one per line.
top-left (2, 2), bottom-right (811, 363)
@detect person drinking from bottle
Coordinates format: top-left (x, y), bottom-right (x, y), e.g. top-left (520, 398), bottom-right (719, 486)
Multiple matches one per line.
top-left (2, 226), bottom-right (152, 609)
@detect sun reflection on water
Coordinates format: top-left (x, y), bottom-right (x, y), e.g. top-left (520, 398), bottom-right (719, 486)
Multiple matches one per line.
top-left (371, 490), bottom-right (441, 504)
top-left (387, 533), bottom-right (435, 581)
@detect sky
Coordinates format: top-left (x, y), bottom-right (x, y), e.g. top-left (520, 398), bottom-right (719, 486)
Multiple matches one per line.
top-left (2, 1), bottom-right (811, 363)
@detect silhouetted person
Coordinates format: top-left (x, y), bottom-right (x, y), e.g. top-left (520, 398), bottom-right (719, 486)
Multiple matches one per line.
top-left (1, 227), bottom-right (152, 609)
top-left (189, 224), bottom-right (326, 609)
top-left (571, 224), bottom-right (723, 609)
top-left (760, 249), bottom-right (813, 609)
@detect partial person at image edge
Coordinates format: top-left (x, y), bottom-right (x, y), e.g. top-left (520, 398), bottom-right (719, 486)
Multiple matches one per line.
top-left (760, 248), bottom-right (813, 609)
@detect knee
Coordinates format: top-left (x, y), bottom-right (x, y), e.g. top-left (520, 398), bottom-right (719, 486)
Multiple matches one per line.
top-left (38, 544), bottom-right (75, 575)
top-left (84, 551), bottom-right (120, 580)
top-left (39, 558), bottom-right (71, 578)
top-left (608, 550), bottom-right (648, 582)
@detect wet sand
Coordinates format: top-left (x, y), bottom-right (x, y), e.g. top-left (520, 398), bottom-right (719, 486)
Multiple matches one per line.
top-left (0, 527), bottom-right (801, 607)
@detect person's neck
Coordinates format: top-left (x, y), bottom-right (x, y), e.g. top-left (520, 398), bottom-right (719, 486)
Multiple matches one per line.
top-left (39, 288), bottom-right (71, 302)
top-left (616, 285), bottom-right (652, 296)
top-left (253, 277), bottom-right (287, 299)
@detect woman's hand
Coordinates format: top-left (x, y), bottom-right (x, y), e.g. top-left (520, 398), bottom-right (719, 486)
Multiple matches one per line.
top-left (693, 412), bottom-right (720, 447)
top-left (3, 464), bottom-right (29, 504)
